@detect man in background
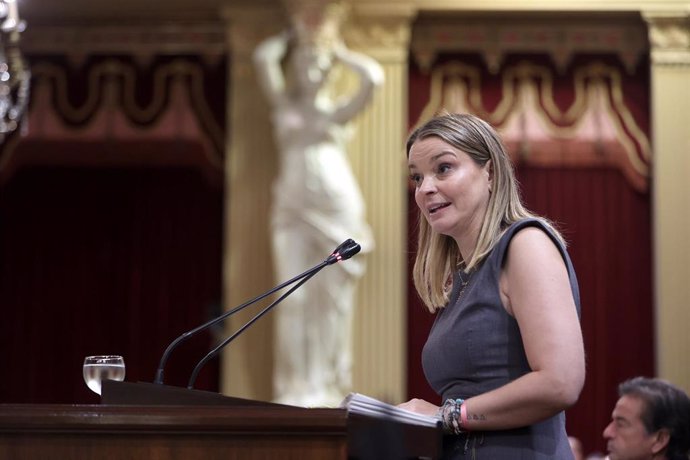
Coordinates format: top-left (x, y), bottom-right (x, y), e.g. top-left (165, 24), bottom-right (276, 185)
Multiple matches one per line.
top-left (603, 376), bottom-right (690, 460)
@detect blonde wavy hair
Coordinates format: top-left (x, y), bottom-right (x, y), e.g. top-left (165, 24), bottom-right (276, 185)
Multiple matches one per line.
top-left (407, 113), bottom-right (564, 312)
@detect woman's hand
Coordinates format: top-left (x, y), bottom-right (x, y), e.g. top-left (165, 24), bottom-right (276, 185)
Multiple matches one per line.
top-left (398, 398), bottom-right (440, 417)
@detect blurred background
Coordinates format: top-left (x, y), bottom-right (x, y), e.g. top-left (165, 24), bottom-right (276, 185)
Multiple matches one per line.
top-left (0, 0), bottom-right (688, 456)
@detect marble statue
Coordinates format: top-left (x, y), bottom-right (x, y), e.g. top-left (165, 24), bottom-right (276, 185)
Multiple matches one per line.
top-left (252, 2), bottom-right (383, 407)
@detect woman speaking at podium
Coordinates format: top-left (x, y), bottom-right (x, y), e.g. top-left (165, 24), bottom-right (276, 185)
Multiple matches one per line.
top-left (399, 113), bottom-right (585, 459)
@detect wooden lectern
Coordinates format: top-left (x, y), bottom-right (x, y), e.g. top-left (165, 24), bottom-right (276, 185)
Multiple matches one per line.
top-left (0, 381), bottom-right (442, 460)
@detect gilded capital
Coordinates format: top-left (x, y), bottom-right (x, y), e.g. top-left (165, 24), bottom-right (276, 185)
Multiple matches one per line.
top-left (643, 11), bottom-right (690, 65)
top-left (342, 10), bottom-right (415, 61)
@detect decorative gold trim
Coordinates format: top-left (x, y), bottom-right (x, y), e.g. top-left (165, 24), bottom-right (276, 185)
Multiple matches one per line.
top-left (579, 62), bottom-right (652, 161)
top-left (401, 0), bottom-right (690, 12)
top-left (413, 59), bottom-right (651, 182)
top-left (343, 17), bottom-right (413, 53)
top-left (30, 59), bottom-right (224, 158)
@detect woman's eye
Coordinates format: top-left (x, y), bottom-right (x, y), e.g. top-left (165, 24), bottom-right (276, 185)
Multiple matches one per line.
top-left (410, 173), bottom-right (422, 185)
top-left (438, 163), bottom-right (452, 174)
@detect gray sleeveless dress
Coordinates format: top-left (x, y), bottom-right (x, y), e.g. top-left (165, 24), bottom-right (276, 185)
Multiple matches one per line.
top-left (421, 219), bottom-right (581, 459)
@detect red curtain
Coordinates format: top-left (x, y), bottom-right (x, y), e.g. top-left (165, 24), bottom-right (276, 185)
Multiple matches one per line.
top-left (517, 165), bottom-right (653, 454)
top-left (406, 53), bottom-right (653, 455)
top-left (0, 52), bottom-right (227, 404)
top-left (0, 146), bottom-right (223, 403)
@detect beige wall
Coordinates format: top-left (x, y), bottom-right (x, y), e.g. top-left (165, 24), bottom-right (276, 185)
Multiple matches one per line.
top-left (645, 10), bottom-right (690, 392)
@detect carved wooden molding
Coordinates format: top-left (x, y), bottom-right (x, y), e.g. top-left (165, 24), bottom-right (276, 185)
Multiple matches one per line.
top-left (22, 24), bottom-right (226, 62)
top-left (411, 15), bottom-right (649, 74)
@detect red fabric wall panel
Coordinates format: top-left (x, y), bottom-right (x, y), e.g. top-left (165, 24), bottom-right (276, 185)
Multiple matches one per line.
top-left (0, 156), bottom-right (223, 403)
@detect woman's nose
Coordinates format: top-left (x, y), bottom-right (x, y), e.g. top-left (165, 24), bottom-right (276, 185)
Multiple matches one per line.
top-left (418, 176), bottom-right (437, 194)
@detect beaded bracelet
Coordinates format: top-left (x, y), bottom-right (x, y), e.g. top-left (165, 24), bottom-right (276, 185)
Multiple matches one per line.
top-left (437, 398), bottom-right (466, 435)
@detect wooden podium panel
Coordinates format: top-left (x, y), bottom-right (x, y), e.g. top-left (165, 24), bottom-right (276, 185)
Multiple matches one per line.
top-left (0, 404), bottom-right (349, 460)
top-left (0, 382), bottom-right (442, 459)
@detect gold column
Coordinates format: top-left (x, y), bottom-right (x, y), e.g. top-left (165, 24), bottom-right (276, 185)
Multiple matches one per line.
top-left (220, 6), bottom-right (285, 400)
top-left (644, 10), bottom-right (690, 392)
top-left (344, 2), bottom-right (416, 403)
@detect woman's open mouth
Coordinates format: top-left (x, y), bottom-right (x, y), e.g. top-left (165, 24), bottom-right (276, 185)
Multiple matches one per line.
top-left (429, 203), bottom-right (451, 214)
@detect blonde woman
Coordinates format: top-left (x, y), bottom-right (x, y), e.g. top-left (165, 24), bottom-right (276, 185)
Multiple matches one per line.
top-left (400, 113), bottom-right (585, 458)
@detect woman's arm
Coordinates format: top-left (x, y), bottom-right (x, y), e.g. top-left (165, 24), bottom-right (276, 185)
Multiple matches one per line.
top-left (463, 227), bottom-right (585, 429)
top-left (252, 32), bottom-right (289, 107)
top-left (400, 227), bottom-right (585, 430)
top-left (330, 43), bottom-right (384, 124)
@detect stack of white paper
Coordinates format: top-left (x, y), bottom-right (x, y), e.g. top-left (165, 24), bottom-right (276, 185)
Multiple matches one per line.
top-left (340, 393), bottom-right (440, 428)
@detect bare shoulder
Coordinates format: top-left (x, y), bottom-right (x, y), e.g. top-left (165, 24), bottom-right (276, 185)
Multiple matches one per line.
top-left (500, 225), bottom-right (569, 315)
top-left (504, 225), bottom-right (564, 270)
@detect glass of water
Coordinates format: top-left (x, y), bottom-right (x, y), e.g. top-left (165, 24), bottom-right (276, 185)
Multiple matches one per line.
top-left (83, 355), bottom-right (126, 395)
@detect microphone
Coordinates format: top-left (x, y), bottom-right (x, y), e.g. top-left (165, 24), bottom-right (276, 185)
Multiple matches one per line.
top-left (152, 238), bottom-right (361, 386)
top-left (325, 238), bottom-right (361, 264)
top-left (185, 238), bottom-right (361, 389)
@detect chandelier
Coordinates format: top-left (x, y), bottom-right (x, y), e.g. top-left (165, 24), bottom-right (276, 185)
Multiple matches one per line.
top-left (0, 0), bottom-right (28, 142)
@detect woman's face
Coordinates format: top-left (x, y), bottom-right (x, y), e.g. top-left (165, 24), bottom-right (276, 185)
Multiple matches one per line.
top-left (408, 136), bottom-right (492, 244)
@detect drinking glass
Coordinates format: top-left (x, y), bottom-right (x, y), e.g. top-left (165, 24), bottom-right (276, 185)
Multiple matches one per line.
top-left (83, 355), bottom-right (126, 395)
